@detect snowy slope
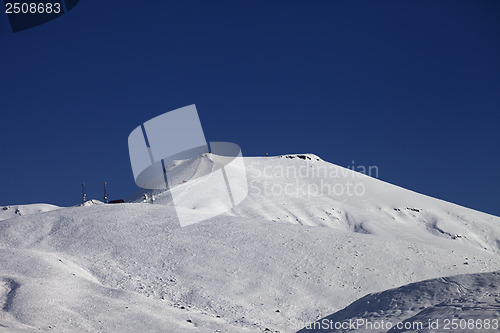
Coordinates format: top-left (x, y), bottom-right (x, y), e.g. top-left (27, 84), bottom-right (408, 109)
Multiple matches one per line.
top-left (154, 154), bottom-right (500, 255)
top-left (298, 271), bottom-right (500, 333)
top-left (0, 154), bottom-right (499, 332)
top-left (0, 204), bottom-right (60, 222)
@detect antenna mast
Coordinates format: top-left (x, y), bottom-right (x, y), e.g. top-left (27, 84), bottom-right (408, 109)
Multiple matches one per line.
top-left (103, 182), bottom-right (108, 203)
top-left (81, 183), bottom-right (86, 204)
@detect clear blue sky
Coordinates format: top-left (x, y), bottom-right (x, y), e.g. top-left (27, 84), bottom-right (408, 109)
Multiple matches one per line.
top-left (1, 0), bottom-right (499, 216)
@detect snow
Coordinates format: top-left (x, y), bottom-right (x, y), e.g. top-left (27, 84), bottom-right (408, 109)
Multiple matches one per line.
top-left (78, 199), bottom-right (105, 207)
top-left (0, 204), bottom-right (60, 222)
top-left (298, 271), bottom-right (500, 332)
top-left (0, 154), bottom-right (499, 332)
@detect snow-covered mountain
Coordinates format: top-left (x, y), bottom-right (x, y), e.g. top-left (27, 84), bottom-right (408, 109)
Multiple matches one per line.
top-left (0, 154), bottom-right (499, 332)
top-left (0, 204), bottom-right (60, 222)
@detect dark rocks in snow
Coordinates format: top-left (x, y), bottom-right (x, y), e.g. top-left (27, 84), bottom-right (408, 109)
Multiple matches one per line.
top-left (394, 207), bottom-right (421, 212)
top-left (280, 154), bottom-right (320, 161)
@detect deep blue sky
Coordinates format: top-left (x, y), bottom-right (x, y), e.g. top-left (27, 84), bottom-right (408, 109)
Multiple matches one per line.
top-left (1, 0), bottom-right (499, 216)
